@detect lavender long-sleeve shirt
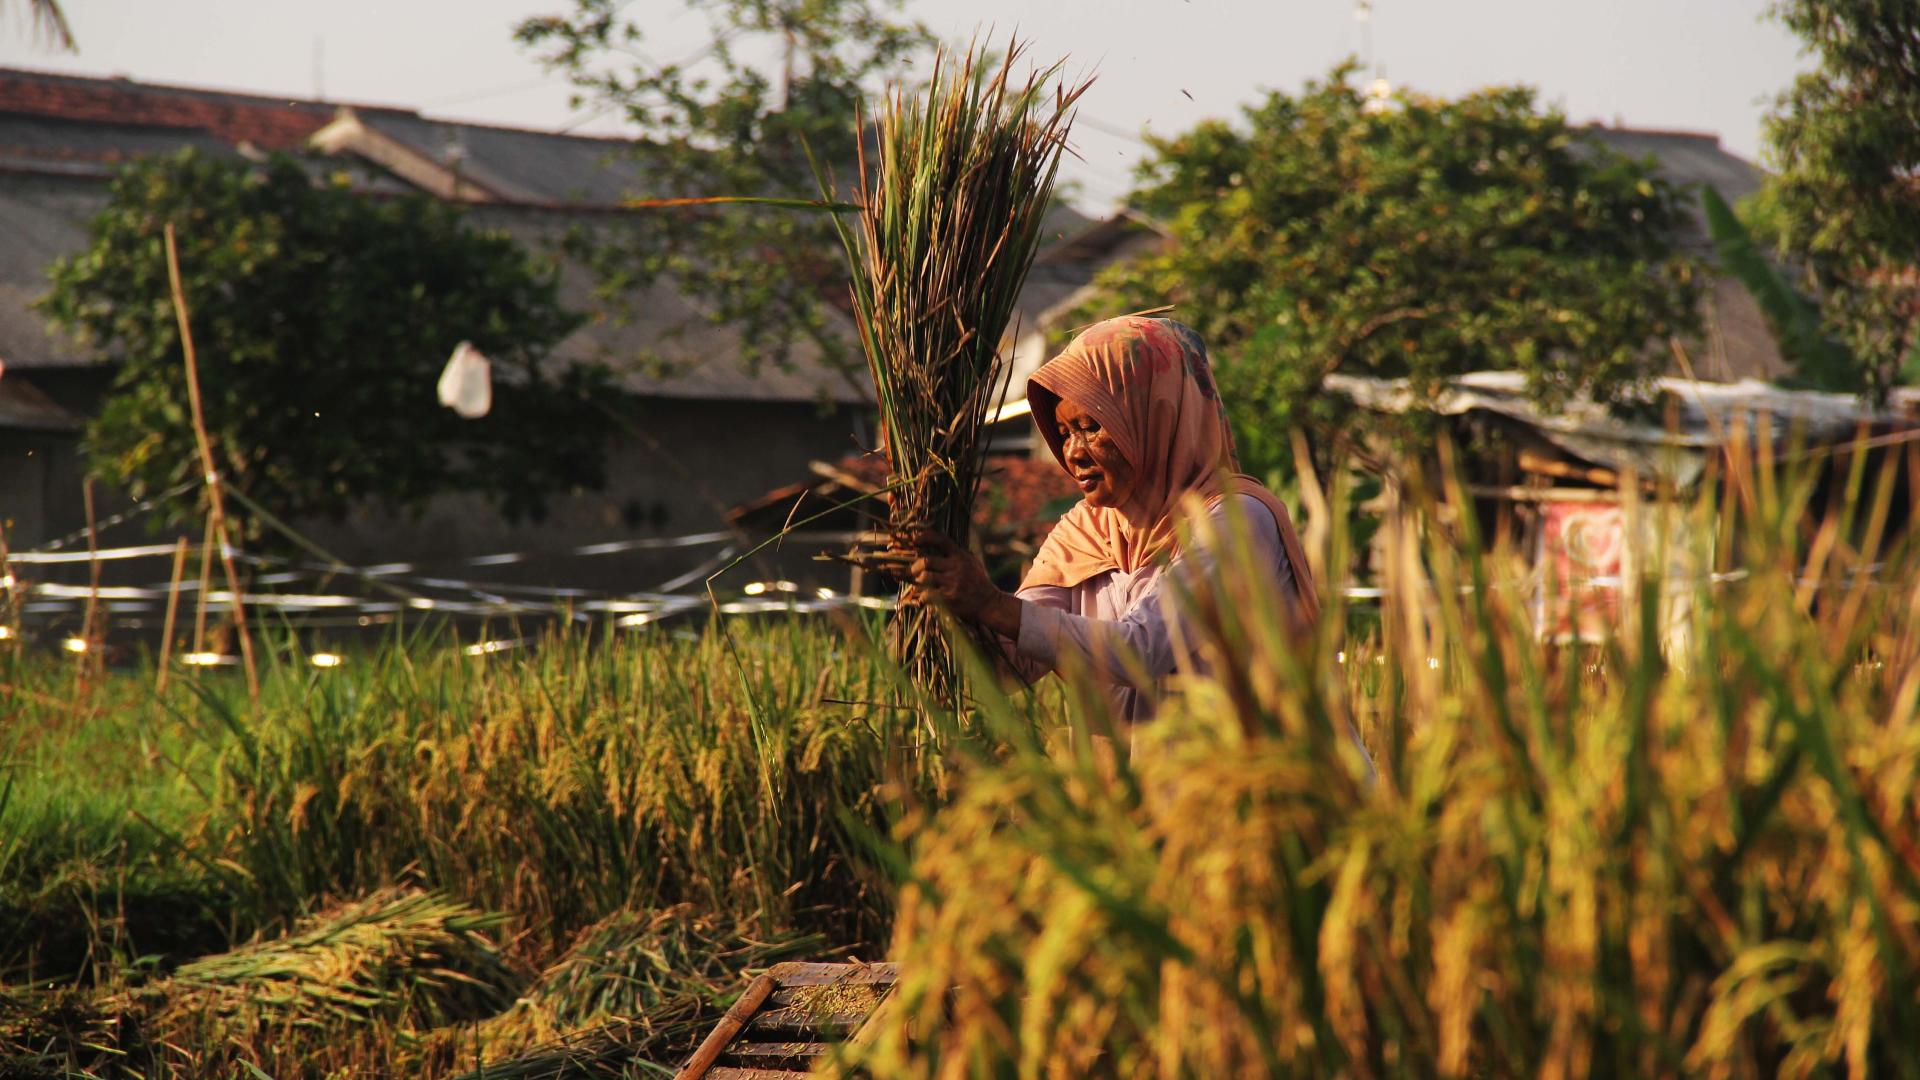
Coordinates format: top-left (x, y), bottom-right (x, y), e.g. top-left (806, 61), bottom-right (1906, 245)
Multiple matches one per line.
top-left (1005, 493), bottom-right (1293, 725)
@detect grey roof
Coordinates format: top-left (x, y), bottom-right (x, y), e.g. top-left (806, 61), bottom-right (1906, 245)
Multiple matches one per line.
top-left (1583, 126), bottom-right (1766, 204)
top-left (355, 111), bottom-right (646, 207)
top-left (0, 71), bottom-right (878, 403)
top-left (994, 208), bottom-right (1168, 410)
top-left (1015, 206), bottom-right (1153, 331)
top-left (1569, 128), bottom-right (1786, 381)
top-left (468, 208), bottom-right (871, 404)
top-left (0, 112), bottom-right (242, 177)
top-left (0, 375), bottom-right (78, 430)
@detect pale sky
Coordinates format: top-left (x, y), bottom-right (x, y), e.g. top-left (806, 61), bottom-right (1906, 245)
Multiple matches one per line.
top-left (1, 0), bottom-right (1808, 210)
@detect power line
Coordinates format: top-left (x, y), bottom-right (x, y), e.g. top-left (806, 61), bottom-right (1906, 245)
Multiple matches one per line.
top-left (423, 75), bottom-right (560, 110)
top-left (1075, 112), bottom-right (1151, 145)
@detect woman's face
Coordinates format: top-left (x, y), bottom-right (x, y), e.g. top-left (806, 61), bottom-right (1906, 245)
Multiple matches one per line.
top-left (1054, 396), bottom-right (1137, 509)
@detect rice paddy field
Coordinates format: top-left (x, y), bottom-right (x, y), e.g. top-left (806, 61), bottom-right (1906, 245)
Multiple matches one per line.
top-left (3, 448), bottom-right (1918, 1079)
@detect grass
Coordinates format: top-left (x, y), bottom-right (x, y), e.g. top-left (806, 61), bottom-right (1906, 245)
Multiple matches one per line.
top-left (1, 646), bottom-right (231, 986)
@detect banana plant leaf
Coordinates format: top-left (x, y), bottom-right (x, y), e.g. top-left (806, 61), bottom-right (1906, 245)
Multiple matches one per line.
top-left (1702, 185), bottom-right (1858, 392)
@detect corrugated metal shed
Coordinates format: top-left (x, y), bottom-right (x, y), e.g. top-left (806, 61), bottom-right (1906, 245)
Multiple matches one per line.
top-left (1327, 370), bottom-right (1920, 487)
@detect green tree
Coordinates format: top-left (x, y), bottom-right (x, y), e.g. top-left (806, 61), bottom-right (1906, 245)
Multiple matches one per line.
top-left (516, 0), bottom-right (934, 383)
top-left (1759, 0), bottom-right (1920, 396)
top-left (1085, 64), bottom-right (1702, 481)
top-left (40, 150), bottom-right (619, 540)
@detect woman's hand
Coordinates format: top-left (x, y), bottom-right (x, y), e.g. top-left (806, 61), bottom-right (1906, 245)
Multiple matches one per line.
top-left (897, 530), bottom-right (1023, 639)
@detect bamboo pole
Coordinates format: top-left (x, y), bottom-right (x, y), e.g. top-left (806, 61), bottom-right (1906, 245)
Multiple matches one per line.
top-left (163, 224), bottom-right (258, 702)
top-left (191, 513), bottom-right (214, 656)
top-left (0, 518), bottom-right (15, 642)
top-left (673, 973), bottom-right (777, 1080)
top-left (1516, 449), bottom-right (1622, 488)
top-left (155, 535), bottom-right (188, 694)
top-left (81, 477), bottom-right (103, 677)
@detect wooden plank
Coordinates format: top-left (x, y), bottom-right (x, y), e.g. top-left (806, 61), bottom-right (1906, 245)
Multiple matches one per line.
top-left (680, 961), bottom-right (898, 1080)
top-left (846, 979), bottom-right (902, 1052)
top-left (768, 983), bottom-right (894, 1007)
top-left (747, 1005), bottom-right (867, 1035)
top-left (1468, 484), bottom-right (1622, 504)
top-left (764, 961), bottom-right (898, 987)
top-left (722, 1041), bottom-right (831, 1061)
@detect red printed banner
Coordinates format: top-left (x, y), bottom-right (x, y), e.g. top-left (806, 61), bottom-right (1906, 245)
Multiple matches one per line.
top-left (1536, 501), bottom-right (1625, 642)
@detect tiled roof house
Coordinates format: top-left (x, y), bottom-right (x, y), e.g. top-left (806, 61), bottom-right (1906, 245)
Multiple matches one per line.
top-left (0, 68), bottom-right (1121, 596)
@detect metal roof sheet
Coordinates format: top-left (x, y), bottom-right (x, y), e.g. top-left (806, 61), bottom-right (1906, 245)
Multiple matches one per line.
top-left (1326, 370), bottom-right (1920, 486)
top-left (0, 373), bottom-right (79, 430)
top-left (353, 111), bottom-right (645, 207)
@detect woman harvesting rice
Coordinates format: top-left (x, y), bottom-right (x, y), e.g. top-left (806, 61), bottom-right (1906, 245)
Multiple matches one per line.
top-left (904, 315), bottom-right (1319, 724)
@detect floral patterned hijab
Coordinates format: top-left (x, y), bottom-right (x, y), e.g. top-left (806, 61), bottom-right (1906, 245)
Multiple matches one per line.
top-left (1021, 316), bottom-right (1319, 624)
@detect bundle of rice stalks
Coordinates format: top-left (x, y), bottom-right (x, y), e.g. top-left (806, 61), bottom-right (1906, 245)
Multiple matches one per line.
top-left (128, 886), bottom-right (516, 1055)
top-left (835, 450), bottom-right (1920, 1077)
top-left (433, 905), bottom-right (824, 1079)
top-left (829, 41), bottom-right (1085, 708)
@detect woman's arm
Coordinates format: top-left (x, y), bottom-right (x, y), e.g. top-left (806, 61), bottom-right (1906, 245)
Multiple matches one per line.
top-left (994, 585), bottom-right (1070, 685)
top-left (905, 498), bottom-right (1292, 688)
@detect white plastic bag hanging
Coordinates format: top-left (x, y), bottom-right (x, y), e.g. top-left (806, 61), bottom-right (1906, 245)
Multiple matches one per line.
top-left (437, 341), bottom-right (491, 419)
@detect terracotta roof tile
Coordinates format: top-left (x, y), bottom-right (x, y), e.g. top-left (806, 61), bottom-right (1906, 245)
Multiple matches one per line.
top-left (0, 68), bottom-right (336, 150)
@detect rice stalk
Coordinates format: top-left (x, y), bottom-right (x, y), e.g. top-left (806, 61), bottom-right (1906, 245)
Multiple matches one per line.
top-left (827, 39), bottom-right (1087, 713)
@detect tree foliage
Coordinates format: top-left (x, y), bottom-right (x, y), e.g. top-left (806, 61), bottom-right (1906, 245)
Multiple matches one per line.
top-left (40, 150), bottom-right (619, 539)
top-left (1084, 64), bottom-right (1702, 481)
top-left (516, 0), bottom-right (935, 381)
top-left (1759, 0), bottom-right (1920, 396)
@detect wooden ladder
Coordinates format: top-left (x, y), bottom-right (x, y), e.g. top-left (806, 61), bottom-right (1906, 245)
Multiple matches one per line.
top-left (673, 961), bottom-right (898, 1080)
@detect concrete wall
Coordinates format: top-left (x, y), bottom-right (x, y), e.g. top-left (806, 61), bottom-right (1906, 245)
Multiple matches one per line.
top-left (296, 396), bottom-right (872, 592)
top-left (0, 428), bottom-right (62, 552)
top-left (1, 390), bottom-right (871, 607)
